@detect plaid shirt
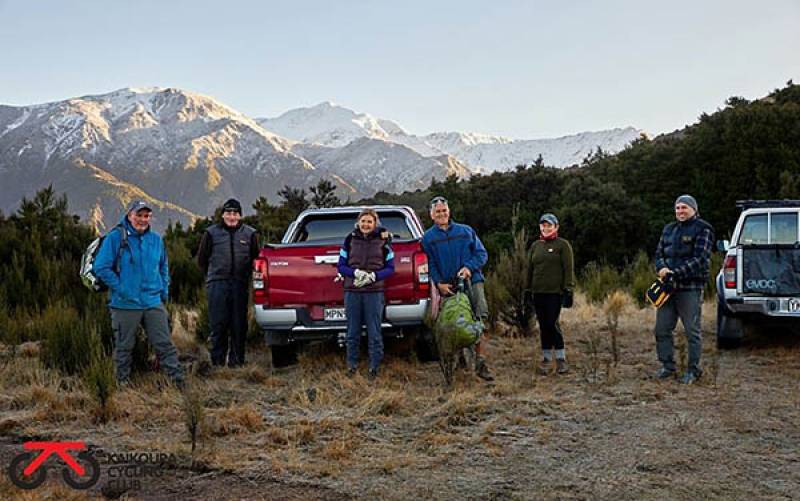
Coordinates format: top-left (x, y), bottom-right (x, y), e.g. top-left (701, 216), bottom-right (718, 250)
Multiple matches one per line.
top-left (655, 219), bottom-right (714, 291)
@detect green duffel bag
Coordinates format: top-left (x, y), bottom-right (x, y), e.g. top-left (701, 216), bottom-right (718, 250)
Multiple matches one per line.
top-left (434, 291), bottom-right (483, 352)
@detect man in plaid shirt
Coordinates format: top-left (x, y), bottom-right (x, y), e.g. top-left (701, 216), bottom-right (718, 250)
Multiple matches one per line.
top-left (653, 194), bottom-right (715, 384)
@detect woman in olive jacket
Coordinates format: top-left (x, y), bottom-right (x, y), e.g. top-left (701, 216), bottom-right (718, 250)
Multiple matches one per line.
top-left (530, 213), bottom-right (575, 375)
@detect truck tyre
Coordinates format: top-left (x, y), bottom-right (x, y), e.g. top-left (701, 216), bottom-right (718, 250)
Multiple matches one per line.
top-left (270, 344), bottom-right (297, 368)
top-left (716, 300), bottom-right (743, 349)
top-left (413, 326), bottom-right (440, 362)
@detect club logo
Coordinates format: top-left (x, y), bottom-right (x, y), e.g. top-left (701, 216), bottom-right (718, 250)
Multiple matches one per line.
top-left (7, 441), bottom-right (100, 490)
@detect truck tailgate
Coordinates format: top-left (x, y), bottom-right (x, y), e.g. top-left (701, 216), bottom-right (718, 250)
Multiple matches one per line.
top-left (742, 245), bottom-right (800, 295)
top-left (263, 241), bottom-right (424, 307)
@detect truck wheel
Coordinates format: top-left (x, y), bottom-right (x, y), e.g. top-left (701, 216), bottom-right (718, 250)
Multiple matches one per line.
top-left (270, 344), bottom-right (297, 368)
top-left (413, 327), bottom-right (440, 362)
top-left (716, 300), bottom-right (743, 350)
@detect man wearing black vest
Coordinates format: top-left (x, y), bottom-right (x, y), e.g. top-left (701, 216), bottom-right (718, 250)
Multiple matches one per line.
top-left (653, 194), bottom-right (714, 384)
top-left (197, 199), bottom-right (259, 367)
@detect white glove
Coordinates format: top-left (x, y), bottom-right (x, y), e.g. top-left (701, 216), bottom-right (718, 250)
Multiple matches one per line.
top-left (354, 269), bottom-right (368, 281)
top-left (353, 270), bottom-right (376, 288)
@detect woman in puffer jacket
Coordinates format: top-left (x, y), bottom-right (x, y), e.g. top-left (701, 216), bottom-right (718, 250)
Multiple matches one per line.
top-left (337, 209), bottom-right (394, 381)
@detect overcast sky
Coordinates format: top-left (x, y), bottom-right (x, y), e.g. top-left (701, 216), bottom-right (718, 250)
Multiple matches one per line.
top-left (1, 0), bottom-right (798, 138)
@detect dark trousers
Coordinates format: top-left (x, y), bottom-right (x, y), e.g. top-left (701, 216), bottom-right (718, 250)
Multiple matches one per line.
top-left (344, 291), bottom-right (385, 370)
top-left (533, 293), bottom-right (565, 352)
top-left (208, 279), bottom-right (249, 367)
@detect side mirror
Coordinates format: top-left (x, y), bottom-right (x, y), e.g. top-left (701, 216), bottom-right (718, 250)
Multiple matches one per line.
top-left (717, 239), bottom-right (730, 252)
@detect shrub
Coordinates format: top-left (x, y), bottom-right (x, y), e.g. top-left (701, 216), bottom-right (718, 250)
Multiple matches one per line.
top-left (83, 329), bottom-right (116, 423)
top-left (625, 251), bottom-right (654, 308)
top-left (581, 262), bottom-right (624, 305)
top-left (39, 303), bottom-right (94, 375)
top-left (485, 217), bottom-right (535, 336)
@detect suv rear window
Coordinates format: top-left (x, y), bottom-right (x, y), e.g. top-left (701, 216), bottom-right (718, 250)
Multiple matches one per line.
top-left (292, 212), bottom-right (415, 244)
top-left (738, 213), bottom-right (799, 245)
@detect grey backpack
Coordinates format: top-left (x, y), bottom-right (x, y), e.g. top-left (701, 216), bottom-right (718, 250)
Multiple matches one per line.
top-left (79, 224), bottom-right (128, 292)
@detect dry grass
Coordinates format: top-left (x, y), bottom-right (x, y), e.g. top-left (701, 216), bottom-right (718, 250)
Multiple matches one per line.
top-left (1, 298), bottom-right (799, 499)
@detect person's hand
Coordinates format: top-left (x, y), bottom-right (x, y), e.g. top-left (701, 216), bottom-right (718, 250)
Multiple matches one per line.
top-left (458, 267), bottom-right (472, 280)
top-left (657, 268), bottom-right (672, 279)
top-left (437, 283), bottom-right (454, 296)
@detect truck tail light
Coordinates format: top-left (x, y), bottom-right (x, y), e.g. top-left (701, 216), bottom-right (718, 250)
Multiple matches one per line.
top-left (253, 258), bottom-right (268, 301)
top-left (723, 255), bottom-right (736, 289)
top-left (414, 252), bottom-right (429, 291)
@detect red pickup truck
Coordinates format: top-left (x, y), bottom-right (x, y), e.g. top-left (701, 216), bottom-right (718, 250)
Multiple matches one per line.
top-left (252, 205), bottom-right (435, 366)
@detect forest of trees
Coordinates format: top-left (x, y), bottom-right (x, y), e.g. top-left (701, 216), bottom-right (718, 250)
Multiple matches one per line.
top-left (1, 81), bottom-right (798, 354)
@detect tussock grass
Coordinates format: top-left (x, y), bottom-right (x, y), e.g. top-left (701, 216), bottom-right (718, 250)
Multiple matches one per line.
top-left (1, 298), bottom-right (798, 499)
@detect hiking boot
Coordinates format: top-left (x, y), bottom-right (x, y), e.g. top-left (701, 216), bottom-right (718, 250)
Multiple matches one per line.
top-left (556, 359), bottom-right (570, 374)
top-left (475, 359), bottom-right (494, 382)
top-left (367, 368), bottom-right (379, 382)
top-left (680, 371), bottom-right (701, 385)
top-left (538, 359), bottom-right (552, 375)
top-left (655, 367), bottom-right (676, 380)
top-left (347, 367), bottom-right (357, 378)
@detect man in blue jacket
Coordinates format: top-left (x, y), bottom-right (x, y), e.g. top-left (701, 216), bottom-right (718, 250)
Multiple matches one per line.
top-left (422, 196), bottom-right (493, 381)
top-left (94, 200), bottom-right (185, 388)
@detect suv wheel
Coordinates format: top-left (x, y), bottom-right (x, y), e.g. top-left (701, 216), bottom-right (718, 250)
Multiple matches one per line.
top-left (716, 299), bottom-right (743, 349)
top-left (270, 344), bottom-right (297, 368)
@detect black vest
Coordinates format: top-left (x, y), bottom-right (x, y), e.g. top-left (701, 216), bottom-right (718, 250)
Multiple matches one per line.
top-left (204, 223), bottom-right (256, 283)
top-left (661, 217), bottom-right (714, 284)
top-left (344, 230), bottom-right (387, 292)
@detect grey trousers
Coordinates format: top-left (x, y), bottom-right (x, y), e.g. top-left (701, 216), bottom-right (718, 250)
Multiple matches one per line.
top-left (654, 290), bottom-right (703, 375)
top-left (110, 304), bottom-right (184, 383)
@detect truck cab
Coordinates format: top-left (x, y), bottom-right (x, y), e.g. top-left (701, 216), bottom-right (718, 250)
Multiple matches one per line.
top-left (716, 200), bottom-right (800, 347)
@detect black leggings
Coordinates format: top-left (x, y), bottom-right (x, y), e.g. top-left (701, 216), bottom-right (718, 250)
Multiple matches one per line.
top-left (533, 293), bottom-right (564, 351)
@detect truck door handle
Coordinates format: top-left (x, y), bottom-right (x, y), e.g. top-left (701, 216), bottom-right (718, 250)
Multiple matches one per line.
top-left (314, 256), bottom-right (339, 264)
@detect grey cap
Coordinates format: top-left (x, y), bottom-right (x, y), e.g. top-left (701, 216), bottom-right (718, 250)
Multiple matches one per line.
top-left (675, 194), bottom-right (698, 213)
top-left (127, 200), bottom-right (153, 213)
top-left (539, 213), bottom-right (559, 225)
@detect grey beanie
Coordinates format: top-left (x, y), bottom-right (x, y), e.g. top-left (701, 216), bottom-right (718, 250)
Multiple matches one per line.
top-left (675, 194), bottom-right (698, 214)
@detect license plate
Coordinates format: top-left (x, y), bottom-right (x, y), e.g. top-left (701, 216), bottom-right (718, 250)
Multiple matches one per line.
top-left (788, 299), bottom-right (800, 312)
top-left (324, 308), bottom-right (346, 321)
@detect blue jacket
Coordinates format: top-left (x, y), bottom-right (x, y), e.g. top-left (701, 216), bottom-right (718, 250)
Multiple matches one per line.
top-left (422, 222), bottom-right (487, 285)
top-left (94, 215), bottom-right (170, 309)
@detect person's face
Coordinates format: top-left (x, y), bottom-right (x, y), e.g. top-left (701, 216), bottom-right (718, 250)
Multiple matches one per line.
top-left (128, 209), bottom-right (152, 233)
top-left (540, 221), bottom-right (557, 237)
top-left (430, 203), bottom-right (450, 227)
top-left (675, 202), bottom-right (696, 222)
top-left (222, 210), bottom-right (241, 227)
top-left (358, 214), bottom-right (376, 234)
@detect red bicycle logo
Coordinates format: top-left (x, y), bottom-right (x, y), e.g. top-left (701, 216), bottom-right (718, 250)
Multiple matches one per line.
top-left (7, 441), bottom-right (100, 490)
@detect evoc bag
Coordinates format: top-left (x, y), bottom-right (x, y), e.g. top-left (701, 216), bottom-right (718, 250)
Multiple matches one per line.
top-left (80, 224), bottom-right (127, 292)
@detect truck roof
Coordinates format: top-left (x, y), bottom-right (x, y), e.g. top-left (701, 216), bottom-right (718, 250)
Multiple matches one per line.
top-left (736, 200), bottom-right (800, 210)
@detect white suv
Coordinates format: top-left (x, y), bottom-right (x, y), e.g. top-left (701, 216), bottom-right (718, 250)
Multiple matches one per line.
top-left (716, 200), bottom-right (800, 348)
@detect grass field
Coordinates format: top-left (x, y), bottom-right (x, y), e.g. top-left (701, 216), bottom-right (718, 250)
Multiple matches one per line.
top-left (1, 293), bottom-right (798, 500)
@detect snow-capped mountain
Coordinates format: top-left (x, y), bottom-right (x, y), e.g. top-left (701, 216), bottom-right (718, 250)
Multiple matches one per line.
top-left (258, 102), bottom-right (643, 171)
top-left (0, 87), bottom-right (643, 232)
top-left (292, 138), bottom-right (471, 197)
top-left (0, 87), bottom-right (323, 230)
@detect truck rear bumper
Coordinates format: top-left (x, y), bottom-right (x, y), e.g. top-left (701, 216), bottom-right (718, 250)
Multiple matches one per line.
top-left (255, 299), bottom-right (429, 334)
top-left (726, 297), bottom-right (800, 317)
